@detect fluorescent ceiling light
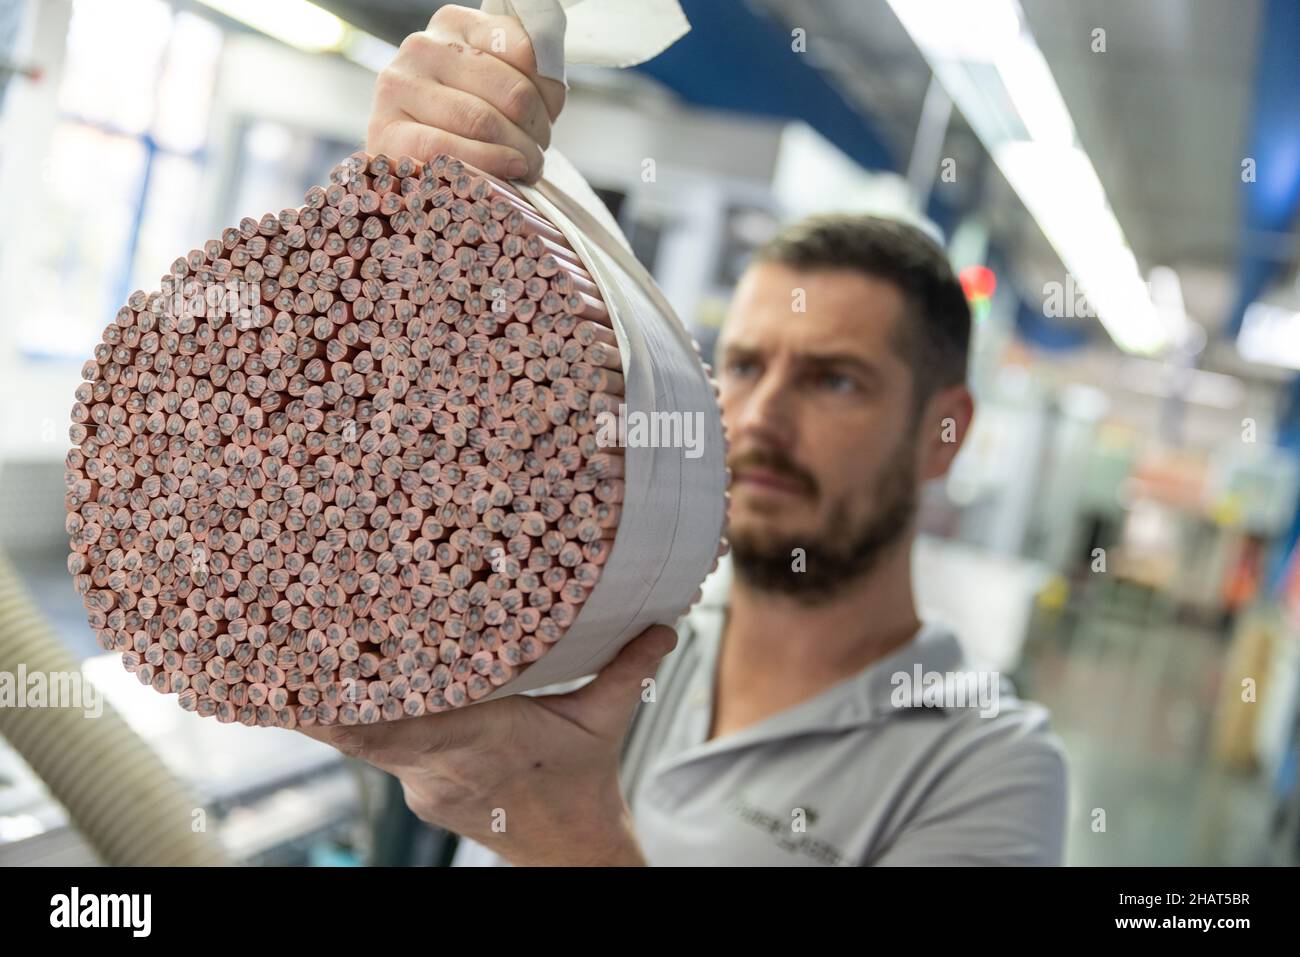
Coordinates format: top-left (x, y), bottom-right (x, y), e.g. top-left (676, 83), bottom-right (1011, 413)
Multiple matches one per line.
top-left (886, 0), bottom-right (1174, 356)
top-left (1237, 301), bottom-right (1300, 371)
top-left (341, 30), bottom-right (399, 73)
top-left (197, 0), bottom-right (346, 52)
top-left (887, 0), bottom-right (1021, 60)
top-left (196, 0), bottom-right (396, 70)
top-left (995, 42), bottom-right (1074, 148)
top-left (1147, 265), bottom-right (1196, 349)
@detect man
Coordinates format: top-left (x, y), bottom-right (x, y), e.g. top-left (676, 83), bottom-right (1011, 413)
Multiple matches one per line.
top-left (302, 4), bottom-right (1068, 866)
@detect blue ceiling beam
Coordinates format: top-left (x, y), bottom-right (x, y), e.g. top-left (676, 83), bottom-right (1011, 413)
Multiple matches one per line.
top-left (636, 0), bottom-right (1079, 350)
top-left (1227, 0), bottom-right (1300, 338)
top-left (633, 0), bottom-right (898, 174)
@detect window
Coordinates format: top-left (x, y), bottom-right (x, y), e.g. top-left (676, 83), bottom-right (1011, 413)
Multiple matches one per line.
top-left (16, 0), bottom-right (221, 358)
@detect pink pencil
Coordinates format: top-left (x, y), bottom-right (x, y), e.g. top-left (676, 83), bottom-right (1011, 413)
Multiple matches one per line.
top-left (67, 149), bottom-right (654, 726)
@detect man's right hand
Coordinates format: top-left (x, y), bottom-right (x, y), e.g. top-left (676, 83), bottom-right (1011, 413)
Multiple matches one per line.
top-left (367, 4), bottom-right (567, 184)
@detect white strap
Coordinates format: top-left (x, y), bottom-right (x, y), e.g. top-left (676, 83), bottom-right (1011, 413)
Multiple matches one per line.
top-left (480, 0), bottom-right (691, 85)
top-left (529, 177), bottom-right (695, 347)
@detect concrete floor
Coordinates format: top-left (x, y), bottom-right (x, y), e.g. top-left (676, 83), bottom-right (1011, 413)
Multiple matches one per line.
top-left (1022, 616), bottom-right (1279, 866)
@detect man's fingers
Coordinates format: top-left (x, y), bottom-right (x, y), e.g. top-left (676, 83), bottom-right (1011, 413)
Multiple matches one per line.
top-left (298, 706), bottom-right (483, 762)
top-left (434, 6), bottom-right (535, 74)
top-left (374, 7), bottom-right (567, 186)
top-left (393, 30), bottom-right (554, 150)
top-left (298, 724), bottom-right (408, 776)
top-left (388, 74), bottom-right (545, 166)
top-left (370, 119), bottom-right (540, 183)
top-left (536, 625), bottom-right (679, 736)
top-left (424, 50), bottom-right (553, 151)
top-left (437, 4), bottom-right (567, 121)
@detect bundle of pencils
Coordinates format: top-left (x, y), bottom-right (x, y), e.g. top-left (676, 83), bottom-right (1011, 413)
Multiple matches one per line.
top-left (66, 152), bottom-right (649, 728)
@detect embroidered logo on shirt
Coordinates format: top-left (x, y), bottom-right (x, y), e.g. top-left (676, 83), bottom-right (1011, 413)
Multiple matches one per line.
top-left (725, 795), bottom-right (850, 866)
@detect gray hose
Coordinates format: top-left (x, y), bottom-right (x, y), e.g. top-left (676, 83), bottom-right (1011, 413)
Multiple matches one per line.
top-left (0, 551), bottom-right (229, 865)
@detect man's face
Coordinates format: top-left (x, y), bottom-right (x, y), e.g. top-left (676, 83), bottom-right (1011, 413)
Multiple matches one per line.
top-left (717, 262), bottom-right (928, 598)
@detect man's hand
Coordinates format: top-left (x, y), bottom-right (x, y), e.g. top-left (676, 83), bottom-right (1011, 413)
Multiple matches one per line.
top-left (367, 4), bottom-right (566, 184)
top-left (300, 625), bottom-right (678, 867)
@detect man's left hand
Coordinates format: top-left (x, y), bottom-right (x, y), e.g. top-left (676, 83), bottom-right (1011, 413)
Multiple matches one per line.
top-left (299, 625), bottom-right (677, 866)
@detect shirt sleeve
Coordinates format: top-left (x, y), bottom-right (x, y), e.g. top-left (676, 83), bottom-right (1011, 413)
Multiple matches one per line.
top-left (868, 709), bottom-right (1069, 866)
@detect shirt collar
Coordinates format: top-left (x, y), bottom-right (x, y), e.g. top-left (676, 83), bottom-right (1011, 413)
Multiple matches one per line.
top-left (685, 554), bottom-right (970, 742)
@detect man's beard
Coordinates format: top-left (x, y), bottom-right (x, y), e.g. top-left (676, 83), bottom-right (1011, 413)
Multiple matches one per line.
top-left (728, 444), bottom-right (917, 603)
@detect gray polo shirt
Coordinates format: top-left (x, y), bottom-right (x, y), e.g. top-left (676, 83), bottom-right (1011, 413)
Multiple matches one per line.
top-left (452, 555), bottom-right (1068, 866)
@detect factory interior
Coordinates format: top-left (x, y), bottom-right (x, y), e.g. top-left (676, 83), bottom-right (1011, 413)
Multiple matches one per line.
top-left (0, 0), bottom-right (1298, 870)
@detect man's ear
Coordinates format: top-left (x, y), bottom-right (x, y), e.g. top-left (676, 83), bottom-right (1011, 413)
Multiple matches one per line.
top-left (918, 383), bottom-right (974, 482)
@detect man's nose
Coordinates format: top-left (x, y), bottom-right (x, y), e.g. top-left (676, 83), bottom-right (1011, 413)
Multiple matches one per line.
top-left (726, 368), bottom-right (796, 451)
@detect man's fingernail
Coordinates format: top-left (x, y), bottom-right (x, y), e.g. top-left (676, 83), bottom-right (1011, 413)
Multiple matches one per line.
top-left (507, 155), bottom-right (529, 179)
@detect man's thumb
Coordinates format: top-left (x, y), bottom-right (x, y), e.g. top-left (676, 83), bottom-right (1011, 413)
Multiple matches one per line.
top-left (539, 625), bottom-right (678, 735)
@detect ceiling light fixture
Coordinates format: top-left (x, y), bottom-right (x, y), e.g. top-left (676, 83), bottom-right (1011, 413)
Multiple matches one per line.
top-left (885, 0), bottom-right (1176, 355)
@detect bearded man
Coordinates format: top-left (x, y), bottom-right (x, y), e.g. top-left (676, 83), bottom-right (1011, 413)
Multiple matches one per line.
top-left (305, 4), bottom-right (1068, 867)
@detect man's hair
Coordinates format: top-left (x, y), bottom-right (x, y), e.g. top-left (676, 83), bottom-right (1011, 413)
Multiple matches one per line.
top-left (753, 214), bottom-right (971, 408)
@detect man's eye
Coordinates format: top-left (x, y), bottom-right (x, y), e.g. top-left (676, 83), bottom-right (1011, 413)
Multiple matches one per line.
top-left (816, 372), bottom-right (857, 394)
top-left (726, 360), bottom-right (759, 377)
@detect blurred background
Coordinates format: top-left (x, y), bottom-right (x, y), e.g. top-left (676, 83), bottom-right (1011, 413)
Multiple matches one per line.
top-left (1, 0), bottom-right (1298, 866)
